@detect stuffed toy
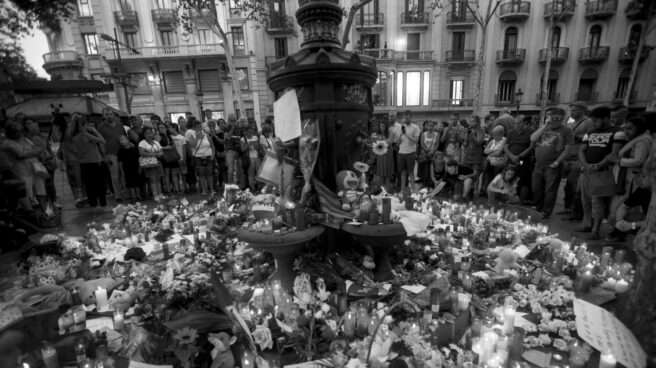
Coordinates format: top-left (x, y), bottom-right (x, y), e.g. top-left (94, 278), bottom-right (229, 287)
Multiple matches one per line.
top-left (494, 248), bottom-right (521, 275)
top-left (208, 331), bottom-right (236, 368)
top-left (336, 170), bottom-right (361, 211)
top-left (361, 245), bottom-right (376, 280)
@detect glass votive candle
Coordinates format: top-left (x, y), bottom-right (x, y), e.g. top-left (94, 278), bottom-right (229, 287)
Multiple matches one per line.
top-left (71, 305), bottom-right (86, 325)
top-left (113, 310), bottom-right (124, 331)
top-left (458, 293), bottom-right (472, 311)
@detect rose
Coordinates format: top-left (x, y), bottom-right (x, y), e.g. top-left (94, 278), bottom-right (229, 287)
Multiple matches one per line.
top-left (252, 324), bottom-right (273, 351)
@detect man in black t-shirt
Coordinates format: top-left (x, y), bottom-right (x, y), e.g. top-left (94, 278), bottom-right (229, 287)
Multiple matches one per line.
top-left (437, 159), bottom-right (476, 201)
top-left (578, 106), bottom-right (627, 239)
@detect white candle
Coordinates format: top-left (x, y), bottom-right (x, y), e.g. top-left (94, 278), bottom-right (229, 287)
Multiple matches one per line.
top-left (42, 345), bottom-right (60, 368)
top-left (503, 306), bottom-right (515, 334)
top-left (95, 287), bottom-right (108, 312)
top-left (113, 311), bottom-right (124, 331)
top-left (614, 279), bottom-right (630, 293)
top-left (599, 351), bottom-right (616, 368)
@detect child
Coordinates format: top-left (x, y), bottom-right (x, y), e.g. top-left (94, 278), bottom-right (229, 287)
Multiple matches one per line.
top-left (487, 165), bottom-right (519, 206)
top-left (117, 135), bottom-right (141, 201)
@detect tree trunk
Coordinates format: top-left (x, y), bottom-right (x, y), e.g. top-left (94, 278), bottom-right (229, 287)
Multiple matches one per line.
top-left (623, 2), bottom-right (655, 107)
top-left (341, 0), bottom-right (373, 49)
top-left (220, 31), bottom-right (247, 117)
top-left (473, 25), bottom-right (487, 116)
top-left (616, 142), bottom-right (656, 356)
top-left (539, 12), bottom-right (555, 124)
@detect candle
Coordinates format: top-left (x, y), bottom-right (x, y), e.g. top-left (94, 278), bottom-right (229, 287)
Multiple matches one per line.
top-left (463, 273), bottom-right (473, 291)
top-left (496, 334), bottom-right (509, 352)
top-left (41, 341), bottom-right (60, 368)
top-left (272, 280), bottom-right (283, 305)
top-left (503, 306), bottom-right (515, 335)
top-left (382, 198), bottom-right (391, 224)
top-left (295, 208), bottom-right (306, 230)
top-left (458, 293), bottom-right (471, 311)
top-left (343, 311), bottom-right (356, 337)
top-left (95, 287), bottom-right (108, 312)
top-left (579, 271), bottom-right (594, 293)
top-left (368, 315), bottom-right (380, 335)
top-left (261, 218), bottom-right (273, 233)
top-left (614, 279), bottom-right (630, 293)
top-left (356, 307), bottom-right (369, 335)
top-left (600, 247), bottom-right (613, 268)
top-left (242, 351), bottom-right (255, 368)
top-left (72, 305), bottom-right (86, 325)
top-left (113, 310), bottom-right (124, 331)
top-left (599, 350), bottom-right (616, 368)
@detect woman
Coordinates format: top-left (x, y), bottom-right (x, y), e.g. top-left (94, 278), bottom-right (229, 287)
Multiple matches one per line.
top-left (417, 121), bottom-right (439, 188)
top-left (73, 116), bottom-right (108, 210)
top-left (169, 124), bottom-right (187, 193)
top-left (462, 116), bottom-right (485, 195)
top-left (441, 120), bottom-right (464, 162)
top-left (139, 127), bottom-right (164, 197)
top-left (375, 121), bottom-right (395, 189)
top-left (487, 165), bottom-right (520, 206)
top-left (187, 118), bottom-right (215, 195)
top-left (0, 122), bottom-right (45, 211)
top-left (430, 152), bottom-right (446, 187)
top-left (245, 127), bottom-right (261, 191)
top-left (157, 122), bottom-right (179, 194)
top-left (24, 118), bottom-right (58, 206)
top-left (482, 125), bottom-right (507, 192)
top-left (259, 124), bottom-right (276, 155)
top-left (177, 116), bottom-right (188, 136)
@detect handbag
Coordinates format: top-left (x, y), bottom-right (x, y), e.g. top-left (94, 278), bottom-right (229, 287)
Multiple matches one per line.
top-left (32, 160), bottom-right (50, 179)
top-left (139, 156), bottom-right (160, 169)
top-left (161, 146), bottom-right (181, 163)
top-left (488, 155), bottom-right (508, 168)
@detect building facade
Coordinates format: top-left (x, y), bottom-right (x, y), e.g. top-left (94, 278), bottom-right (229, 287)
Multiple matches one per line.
top-left (42, 0), bottom-right (656, 123)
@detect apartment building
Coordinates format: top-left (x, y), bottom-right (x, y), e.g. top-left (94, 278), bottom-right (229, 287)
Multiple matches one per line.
top-left (42, 0), bottom-right (655, 123)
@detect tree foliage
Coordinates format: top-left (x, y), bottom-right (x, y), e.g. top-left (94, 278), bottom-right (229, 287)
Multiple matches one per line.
top-left (0, 0), bottom-right (77, 38)
top-left (0, 40), bottom-right (45, 83)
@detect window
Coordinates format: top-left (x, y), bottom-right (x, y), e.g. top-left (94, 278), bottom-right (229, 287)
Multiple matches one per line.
top-left (450, 80), bottom-right (464, 105)
top-left (160, 31), bottom-right (175, 46)
top-left (589, 25), bottom-right (602, 48)
top-left (396, 72), bottom-right (404, 107)
top-left (163, 71), bottom-right (185, 94)
top-left (274, 37), bottom-right (288, 58)
top-left (83, 34), bottom-right (99, 54)
top-left (229, 0), bottom-right (241, 14)
top-left (360, 34), bottom-right (380, 49)
top-left (497, 70), bottom-right (517, 103)
top-left (615, 69), bottom-right (631, 100)
top-left (551, 27), bottom-right (561, 48)
top-left (373, 71), bottom-right (387, 106)
top-left (577, 69), bottom-right (598, 101)
top-left (405, 0), bottom-right (425, 13)
top-left (129, 73), bottom-right (150, 95)
top-left (235, 68), bottom-right (249, 90)
top-left (231, 26), bottom-right (245, 55)
top-left (628, 24), bottom-right (642, 48)
top-left (452, 32), bottom-right (465, 59)
top-left (198, 69), bottom-right (222, 92)
top-left (395, 71), bottom-right (430, 107)
top-left (270, 0), bottom-right (285, 13)
top-left (452, 0), bottom-right (466, 17)
top-left (123, 32), bottom-right (137, 49)
top-left (405, 72), bottom-right (421, 106)
top-left (197, 29), bottom-right (211, 45)
top-left (78, 0), bottom-right (93, 16)
top-left (407, 33), bottom-right (420, 60)
top-left (358, 0), bottom-right (379, 24)
top-left (538, 69), bottom-right (559, 102)
top-left (503, 27), bottom-right (518, 56)
top-left (118, 0), bottom-right (133, 10)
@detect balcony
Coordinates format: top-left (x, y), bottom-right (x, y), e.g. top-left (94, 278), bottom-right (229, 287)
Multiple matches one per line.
top-left (114, 11), bottom-right (139, 32)
top-left (575, 91), bottom-right (599, 102)
top-left (538, 47), bottom-right (569, 65)
top-left (266, 13), bottom-right (294, 35)
top-left (625, 1), bottom-right (647, 20)
top-left (359, 49), bottom-right (433, 62)
top-left (499, 1), bottom-right (531, 22)
top-left (445, 11), bottom-right (475, 28)
top-left (618, 46), bottom-right (650, 64)
top-left (356, 13), bottom-right (384, 31)
top-left (544, 1), bottom-right (575, 20)
top-left (151, 9), bottom-right (176, 30)
top-left (495, 95), bottom-right (516, 106)
top-left (496, 49), bottom-right (526, 66)
top-left (578, 46), bottom-right (610, 64)
top-left (431, 99), bottom-right (474, 108)
top-left (585, 0), bottom-right (617, 19)
top-left (105, 44), bottom-right (225, 59)
top-left (400, 12), bottom-right (429, 30)
top-left (535, 92), bottom-right (560, 106)
top-left (445, 50), bottom-right (476, 63)
top-left (613, 90), bottom-right (637, 104)
top-left (42, 51), bottom-right (84, 74)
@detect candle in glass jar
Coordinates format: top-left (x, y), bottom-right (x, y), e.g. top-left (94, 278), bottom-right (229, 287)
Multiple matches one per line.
top-left (458, 293), bottom-right (471, 311)
top-left (242, 351), bottom-right (255, 368)
top-left (599, 351), bottom-right (616, 368)
top-left (113, 310), bottom-right (124, 331)
top-left (95, 287), bottom-right (108, 312)
top-left (72, 305), bottom-right (86, 325)
top-left (382, 198), bottom-right (391, 224)
top-left (295, 208), bottom-right (306, 230)
top-left (343, 311), bottom-right (356, 337)
top-left (503, 306), bottom-right (515, 334)
top-left (463, 273), bottom-right (473, 291)
top-left (368, 315), bottom-right (380, 335)
top-left (356, 307), bottom-right (369, 335)
top-left (41, 341), bottom-right (60, 368)
top-left (614, 279), bottom-right (630, 293)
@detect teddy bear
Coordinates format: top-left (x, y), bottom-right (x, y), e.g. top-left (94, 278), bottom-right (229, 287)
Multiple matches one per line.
top-left (494, 248), bottom-right (521, 275)
top-left (336, 170), bottom-right (361, 211)
top-left (208, 330), bottom-right (236, 368)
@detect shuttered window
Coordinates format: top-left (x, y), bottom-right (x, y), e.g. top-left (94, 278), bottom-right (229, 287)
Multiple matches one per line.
top-left (163, 71), bottom-right (184, 94)
top-left (198, 69), bottom-right (221, 92)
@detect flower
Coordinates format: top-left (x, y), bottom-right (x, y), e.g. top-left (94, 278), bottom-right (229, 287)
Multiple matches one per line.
top-left (353, 161), bottom-right (370, 173)
top-left (553, 338), bottom-right (568, 351)
top-left (173, 327), bottom-right (198, 345)
top-left (372, 140), bottom-right (389, 156)
top-left (252, 324), bottom-right (273, 350)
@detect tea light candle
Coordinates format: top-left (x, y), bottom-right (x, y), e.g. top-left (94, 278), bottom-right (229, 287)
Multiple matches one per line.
top-left (95, 287), bottom-right (108, 312)
top-left (113, 310), bottom-right (124, 331)
top-left (599, 351), bottom-right (616, 368)
top-left (503, 306), bottom-right (515, 334)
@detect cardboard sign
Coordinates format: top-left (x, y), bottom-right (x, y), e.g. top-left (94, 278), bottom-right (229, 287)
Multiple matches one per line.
top-left (273, 89), bottom-right (302, 142)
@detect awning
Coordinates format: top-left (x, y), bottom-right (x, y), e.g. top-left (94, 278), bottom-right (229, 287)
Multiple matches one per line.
top-left (6, 96), bottom-right (123, 123)
top-left (0, 80), bottom-right (114, 95)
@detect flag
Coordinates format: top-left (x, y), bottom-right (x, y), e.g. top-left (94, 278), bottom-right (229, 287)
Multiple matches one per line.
top-left (312, 177), bottom-right (356, 219)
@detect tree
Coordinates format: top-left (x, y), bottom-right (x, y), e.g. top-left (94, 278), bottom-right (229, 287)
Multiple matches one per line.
top-left (0, 0), bottom-right (77, 38)
top-left (0, 40), bottom-right (45, 83)
top-left (173, 0), bottom-right (271, 118)
top-left (465, 0), bottom-right (502, 115)
top-left (623, 0), bottom-right (656, 107)
top-left (341, 0), bottom-right (374, 48)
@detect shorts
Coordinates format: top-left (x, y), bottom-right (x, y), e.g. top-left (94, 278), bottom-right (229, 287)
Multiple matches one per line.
top-left (194, 156), bottom-right (215, 176)
top-left (397, 152), bottom-right (416, 172)
top-left (624, 187), bottom-right (651, 214)
top-left (65, 161), bottom-right (82, 188)
top-left (142, 164), bottom-right (164, 180)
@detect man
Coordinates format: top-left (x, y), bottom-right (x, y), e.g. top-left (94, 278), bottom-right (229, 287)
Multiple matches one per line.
top-left (208, 118), bottom-right (226, 189)
top-left (610, 105), bottom-right (629, 129)
top-left (203, 109), bottom-right (216, 132)
top-left (394, 110), bottom-right (420, 193)
top-left (578, 106), bottom-right (626, 239)
top-left (504, 115), bottom-right (535, 203)
top-left (438, 159), bottom-right (476, 201)
top-left (560, 102), bottom-right (591, 220)
top-left (224, 114), bottom-right (244, 185)
top-left (97, 108), bottom-right (127, 201)
top-left (530, 107), bottom-right (574, 219)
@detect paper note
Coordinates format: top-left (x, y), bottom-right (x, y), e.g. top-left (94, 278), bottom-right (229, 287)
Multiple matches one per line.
top-left (128, 362), bottom-right (173, 368)
top-left (273, 89), bottom-right (302, 142)
top-left (513, 245), bottom-right (531, 259)
top-left (86, 317), bottom-right (114, 333)
top-left (523, 349), bottom-right (552, 368)
top-left (574, 298), bottom-right (646, 368)
top-left (401, 285), bottom-right (426, 294)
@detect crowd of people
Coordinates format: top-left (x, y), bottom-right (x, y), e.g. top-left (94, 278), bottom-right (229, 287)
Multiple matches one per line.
top-left (369, 106), bottom-right (654, 241)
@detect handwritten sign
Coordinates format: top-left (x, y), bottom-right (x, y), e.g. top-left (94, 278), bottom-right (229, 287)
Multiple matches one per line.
top-left (273, 89), bottom-right (302, 142)
top-left (85, 317), bottom-right (114, 333)
top-left (573, 298), bottom-right (646, 368)
top-left (128, 362), bottom-right (172, 368)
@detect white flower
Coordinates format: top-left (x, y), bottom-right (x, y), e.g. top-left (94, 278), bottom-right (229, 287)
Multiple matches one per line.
top-left (538, 334), bottom-right (552, 345)
top-left (252, 325), bottom-right (273, 350)
top-left (173, 327), bottom-right (198, 345)
top-left (353, 162), bottom-right (370, 173)
top-left (372, 140), bottom-right (389, 156)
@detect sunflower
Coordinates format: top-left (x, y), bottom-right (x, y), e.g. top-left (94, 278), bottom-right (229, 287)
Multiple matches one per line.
top-left (173, 326), bottom-right (198, 345)
top-left (372, 140), bottom-right (388, 156)
top-left (353, 161), bottom-right (370, 173)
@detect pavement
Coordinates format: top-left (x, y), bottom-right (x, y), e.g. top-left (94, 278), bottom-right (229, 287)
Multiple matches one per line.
top-left (32, 170), bottom-right (635, 260)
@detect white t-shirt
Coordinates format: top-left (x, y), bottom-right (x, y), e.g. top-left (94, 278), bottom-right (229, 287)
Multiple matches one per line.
top-left (190, 133), bottom-right (213, 157)
top-left (396, 123), bottom-right (420, 154)
top-left (171, 134), bottom-right (187, 161)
